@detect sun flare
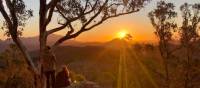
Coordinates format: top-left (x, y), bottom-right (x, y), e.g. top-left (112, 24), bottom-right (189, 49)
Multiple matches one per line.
top-left (117, 30), bottom-right (128, 39)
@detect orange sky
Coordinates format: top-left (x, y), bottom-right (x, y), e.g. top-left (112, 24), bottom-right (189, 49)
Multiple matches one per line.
top-left (0, 0), bottom-right (198, 42)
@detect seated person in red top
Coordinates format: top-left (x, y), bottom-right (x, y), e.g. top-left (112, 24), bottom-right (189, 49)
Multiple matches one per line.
top-left (55, 65), bottom-right (71, 88)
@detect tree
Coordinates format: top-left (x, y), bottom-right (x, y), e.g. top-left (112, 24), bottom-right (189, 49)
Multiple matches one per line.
top-left (1, 0), bottom-right (150, 87)
top-left (148, 1), bottom-right (177, 88)
top-left (0, 44), bottom-right (34, 88)
top-left (0, 0), bottom-right (37, 74)
top-left (179, 3), bottom-right (200, 88)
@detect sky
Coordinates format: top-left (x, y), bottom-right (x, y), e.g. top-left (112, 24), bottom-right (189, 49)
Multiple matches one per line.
top-left (0, 0), bottom-right (199, 42)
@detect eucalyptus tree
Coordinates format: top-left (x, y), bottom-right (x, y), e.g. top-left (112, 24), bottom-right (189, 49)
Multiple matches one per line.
top-left (148, 1), bottom-right (177, 88)
top-left (0, 0), bottom-right (36, 73)
top-left (179, 3), bottom-right (200, 88)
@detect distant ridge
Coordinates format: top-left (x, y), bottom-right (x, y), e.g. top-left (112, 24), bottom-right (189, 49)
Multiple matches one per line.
top-left (0, 34), bottom-right (131, 52)
top-left (0, 34), bottom-right (105, 52)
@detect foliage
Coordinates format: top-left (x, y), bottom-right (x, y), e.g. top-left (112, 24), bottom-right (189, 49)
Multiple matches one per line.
top-left (148, 1), bottom-right (178, 88)
top-left (5, 76), bottom-right (34, 88)
top-left (149, 1), bottom-right (200, 88)
top-left (179, 3), bottom-right (200, 88)
top-left (0, 44), bottom-right (34, 88)
top-left (149, 1), bottom-right (177, 42)
top-left (179, 3), bottom-right (200, 46)
top-left (0, 0), bottom-right (33, 37)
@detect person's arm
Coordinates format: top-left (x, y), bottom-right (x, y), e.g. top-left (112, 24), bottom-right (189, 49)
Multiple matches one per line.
top-left (53, 54), bottom-right (57, 63)
top-left (51, 52), bottom-right (57, 63)
top-left (69, 78), bottom-right (72, 83)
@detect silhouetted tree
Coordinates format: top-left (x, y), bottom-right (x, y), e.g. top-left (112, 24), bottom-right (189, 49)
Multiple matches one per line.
top-left (0, 44), bottom-right (34, 88)
top-left (179, 3), bottom-right (200, 88)
top-left (0, 0), bottom-right (37, 74)
top-left (148, 1), bottom-right (177, 88)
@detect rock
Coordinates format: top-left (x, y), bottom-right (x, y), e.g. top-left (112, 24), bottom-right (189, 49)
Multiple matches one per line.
top-left (66, 81), bottom-right (100, 88)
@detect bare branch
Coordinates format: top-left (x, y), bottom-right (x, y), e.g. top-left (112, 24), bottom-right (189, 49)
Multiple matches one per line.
top-left (46, 0), bottom-right (101, 35)
top-left (5, 0), bottom-right (19, 36)
top-left (45, 0), bottom-right (60, 26)
top-left (87, 10), bottom-right (139, 30)
top-left (0, 0), bottom-right (12, 28)
top-left (52, 0), bottom-right (109, 46)
top-left (82, 0), bottom-right (109, 29)
top-left (50, 0), bottom-right (149, 46)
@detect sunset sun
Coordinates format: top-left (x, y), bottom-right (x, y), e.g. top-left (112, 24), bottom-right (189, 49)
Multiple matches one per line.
top-left (117, 30), bottom-right (128, 39)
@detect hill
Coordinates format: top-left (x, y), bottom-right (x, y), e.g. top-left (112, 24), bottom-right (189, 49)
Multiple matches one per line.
top-left (30, 45), bottom-right (121, 87)
top-left (0, 35), bottom-right (123, 52)
top-left (0, 34), bottom-right (102, 52)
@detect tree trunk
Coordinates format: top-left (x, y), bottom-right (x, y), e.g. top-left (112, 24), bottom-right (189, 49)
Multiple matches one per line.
top-left (184, 47), bottom-right (191, 88)
top-left (159, 40), bottom-right (170, 88)
top-left (38, 32), bottom-right (46, 85)
top-left (11, 36), bottom-right (43, 88)
top-left (164, 53), bottom-right (170, 88)
top-left (12, 37), bottom-right (38, 73)
top-left (39, 0), bottom-right (48, 87)
top-left (10, 27), bottom-right (46, 88)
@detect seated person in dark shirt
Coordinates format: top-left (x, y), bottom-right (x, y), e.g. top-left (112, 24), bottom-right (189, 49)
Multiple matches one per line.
top-left (55, 65), bottom-right (71, 88)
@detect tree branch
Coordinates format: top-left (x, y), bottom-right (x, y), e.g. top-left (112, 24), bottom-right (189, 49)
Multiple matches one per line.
top-left (46, 0), bottom-right (100, 35)
top-left (5, 0), bottom-right (19, 37)
top-left (51, 0), bottom-right (148, 46)
top-left (0, 0), bottom-right (12, 28)
top-left (52, 0), bottom-right (129, 46)
top-left (45, 0), bottom-right (60, 26)
top-left (86, 10), bottom-right (139, 30)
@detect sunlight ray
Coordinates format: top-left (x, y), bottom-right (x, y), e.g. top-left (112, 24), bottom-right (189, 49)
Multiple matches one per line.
top-left (117, 41), bottom-right (128, 88)
top-left (126, 43), bottom-right (159, 88)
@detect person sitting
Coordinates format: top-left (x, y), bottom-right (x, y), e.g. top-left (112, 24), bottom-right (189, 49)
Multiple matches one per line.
top-left (55, 65), bottom-right (71, 88)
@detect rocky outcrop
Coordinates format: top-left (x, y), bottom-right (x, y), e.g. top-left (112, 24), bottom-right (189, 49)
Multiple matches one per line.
top-left (66, 81), bottom-right (100, 88)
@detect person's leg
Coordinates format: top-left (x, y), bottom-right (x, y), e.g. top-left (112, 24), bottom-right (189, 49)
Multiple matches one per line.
top-left (45, 72), bottom-right (50, 88)
top-left (51, 70), bottom-right (56, 88)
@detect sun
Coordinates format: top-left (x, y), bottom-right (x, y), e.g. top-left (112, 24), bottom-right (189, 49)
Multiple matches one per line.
top-left (117, 30), bottom-right (128, 39)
